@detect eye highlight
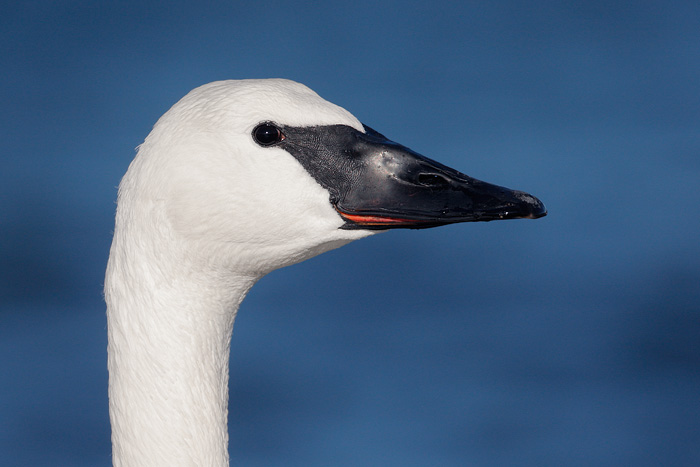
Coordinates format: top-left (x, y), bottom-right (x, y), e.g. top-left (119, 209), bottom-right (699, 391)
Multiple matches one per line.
top-left (252, 123), bottom-right (284, 146)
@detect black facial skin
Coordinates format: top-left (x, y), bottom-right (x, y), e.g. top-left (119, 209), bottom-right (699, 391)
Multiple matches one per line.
top-left (252, 122), bottom-right (546, 230)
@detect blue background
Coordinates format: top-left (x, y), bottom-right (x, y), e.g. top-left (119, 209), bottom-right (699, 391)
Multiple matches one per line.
top-left (2, 1), bottom-right (699, 465)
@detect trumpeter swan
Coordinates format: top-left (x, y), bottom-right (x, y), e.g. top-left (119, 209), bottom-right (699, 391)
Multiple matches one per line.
top-left (105, 79), bottom-right (545, 466)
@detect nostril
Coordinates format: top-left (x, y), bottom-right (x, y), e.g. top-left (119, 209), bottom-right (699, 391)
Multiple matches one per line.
top-left (417, 173), bottom-right (450, 188)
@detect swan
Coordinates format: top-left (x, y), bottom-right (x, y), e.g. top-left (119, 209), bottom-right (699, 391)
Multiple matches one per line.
top-left (105, 79), bottom-right (546, 466)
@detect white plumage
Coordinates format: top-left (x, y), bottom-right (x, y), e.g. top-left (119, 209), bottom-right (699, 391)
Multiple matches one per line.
top-left (106, 80), bottom-right (376, 466)
top-left (105, 79), bottom-right (545, 466)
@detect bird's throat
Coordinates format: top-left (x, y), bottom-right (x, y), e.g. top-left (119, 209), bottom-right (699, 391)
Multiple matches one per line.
top-left (105, 237), bottom-right (254, 466)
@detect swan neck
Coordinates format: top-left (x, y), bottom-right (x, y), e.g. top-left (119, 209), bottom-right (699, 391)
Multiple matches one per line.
top-left (106, 238), bottom-right (255, 466)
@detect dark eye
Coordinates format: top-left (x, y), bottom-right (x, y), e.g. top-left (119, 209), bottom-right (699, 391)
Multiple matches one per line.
top-left (252, 123), bottom-right (284, 146)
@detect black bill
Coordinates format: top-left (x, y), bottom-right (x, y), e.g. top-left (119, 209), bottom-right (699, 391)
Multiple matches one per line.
top-left (274, 123), bottom-right (547, 230)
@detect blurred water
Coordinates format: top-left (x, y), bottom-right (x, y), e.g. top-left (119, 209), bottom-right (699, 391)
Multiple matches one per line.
top-left (1, 1), bottom-right (699, 465)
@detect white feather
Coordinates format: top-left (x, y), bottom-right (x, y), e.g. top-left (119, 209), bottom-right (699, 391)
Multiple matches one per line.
top-left (105, 79), bottom-right (374, 466)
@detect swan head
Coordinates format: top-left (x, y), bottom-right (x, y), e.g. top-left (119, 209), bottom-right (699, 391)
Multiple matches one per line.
top-left (117, 79), bottom-right (545, 278)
